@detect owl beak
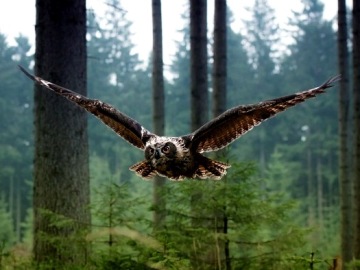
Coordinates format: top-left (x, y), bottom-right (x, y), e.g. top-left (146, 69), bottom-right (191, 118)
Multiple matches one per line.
top-left (154, 149), bottom-right (161, 159)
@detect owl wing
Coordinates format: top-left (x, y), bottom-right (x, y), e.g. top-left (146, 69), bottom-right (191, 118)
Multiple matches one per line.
top-left (19, 66), bottom-right (154, 150)
top-left (184, 75), bottom-right (340, 153)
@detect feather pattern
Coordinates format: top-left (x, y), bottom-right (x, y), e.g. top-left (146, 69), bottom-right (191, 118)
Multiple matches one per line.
top-left (18, 65), bottom-right (153, 150)
top-left (185, 75), bottom-right (340, 153)
top-left (19, 65), bottom-right (340, 180)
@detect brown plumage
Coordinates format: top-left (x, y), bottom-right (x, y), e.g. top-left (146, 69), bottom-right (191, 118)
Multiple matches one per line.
top-left (19, 65), bottom-right (340, 180)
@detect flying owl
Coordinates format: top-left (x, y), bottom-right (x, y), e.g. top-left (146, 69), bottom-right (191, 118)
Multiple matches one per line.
top-left (19, 66), bottom-right (339, 180)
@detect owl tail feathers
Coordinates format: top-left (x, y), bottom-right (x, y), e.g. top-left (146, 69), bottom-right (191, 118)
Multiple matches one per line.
top-left (129, 161), bottom-right (157, 180)
top-left (194, 156), bottom-right (231, 180)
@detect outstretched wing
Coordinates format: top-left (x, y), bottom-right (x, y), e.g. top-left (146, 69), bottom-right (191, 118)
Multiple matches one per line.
top-left (184, 75), bottom-right (340, 153)
top-left (19, 66), bottom-right (154, 150)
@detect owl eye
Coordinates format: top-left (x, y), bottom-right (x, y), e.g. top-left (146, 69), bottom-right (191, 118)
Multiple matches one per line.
top-left (162, 144), bottom-right (171, 154)
top-left (149, 147), bottom-right (155, 154)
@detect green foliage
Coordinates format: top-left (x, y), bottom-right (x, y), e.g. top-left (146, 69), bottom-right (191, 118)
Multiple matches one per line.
top-left (0, 197), bottom-right (15, 249)
top-left (148, 162), bottom-right (308, 269)
top-left (0, 33), bottom-right (33, 243)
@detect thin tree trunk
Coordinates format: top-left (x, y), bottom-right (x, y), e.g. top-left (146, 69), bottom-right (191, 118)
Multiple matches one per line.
top-left (338, 0), bottom-right (352, 263)
top-left (353, 0), bottom-right (360, 263)
top-left (33, 0), bottom-right (90, 266)
top-left (152, 0), bottom-right (166, 231)
top-left (316, 157), bottom-right (323, 230)
top-left (16, 184), bottom-right (21, 242)
top-left (307, 149), bottom-right (315, 228)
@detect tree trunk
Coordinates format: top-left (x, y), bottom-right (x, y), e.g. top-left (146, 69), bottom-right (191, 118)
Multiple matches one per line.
top-left (353, 0), bottom-right (360, 263)
top-left (316, 157), bottom-right (323, 230)
top-left (212, 0), bottom-right (227, 118)
top-left (307, 149), bottom-right (315, 228)
top-left (152, 0), bottom-right (166, 231)
top-left (190, 0), bottom-right (208, 268)
top-left (337, 0), bottom-right (352, 263)
top-left (33, 0), bottom-right (90, 267)
top-left (212, 0), bottom-right (228, 269)
top-left (190, 0), bottom-right (208, 131)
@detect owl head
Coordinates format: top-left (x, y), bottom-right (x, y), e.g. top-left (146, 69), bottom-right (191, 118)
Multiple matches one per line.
top-left (145, 140), bottom-right (177, 166)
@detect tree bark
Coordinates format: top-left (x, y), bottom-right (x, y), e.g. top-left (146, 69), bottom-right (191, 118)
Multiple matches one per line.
top-left (212, 0), bottom-right (227, 118)
top-left (337, 0), bottom-right (352, 263)
top-left (212, 0), bottom-right (228, 269)
top-left (152, 0), bottom-right (166, 231)
top-left (353, 0), bottom-right (360, 263)
top-left (190, 0), bottom-right (208, 268)
top-left (190, 0), bottom-right (208, 131)
top-left (33, 0), bottom-right (90, 266)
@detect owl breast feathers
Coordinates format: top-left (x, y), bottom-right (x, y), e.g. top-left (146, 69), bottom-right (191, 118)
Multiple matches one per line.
top-left (19, 66), bottom-right (340, 180)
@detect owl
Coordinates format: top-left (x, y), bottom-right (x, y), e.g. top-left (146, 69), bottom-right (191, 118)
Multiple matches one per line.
top-left (19, 66), bottom-right (340, 180)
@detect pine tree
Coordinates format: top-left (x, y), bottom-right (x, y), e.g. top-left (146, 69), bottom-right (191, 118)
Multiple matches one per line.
top-left (87, 3), bottom-right (151, 183)
top-left (167, 11), bottom-right (191, 136)
top-left (277, 0), bottom-right (338, 250)
top-left (243, 0), bottom-right (280, 174)
top-left (0, 34), bottom-right (33, 242)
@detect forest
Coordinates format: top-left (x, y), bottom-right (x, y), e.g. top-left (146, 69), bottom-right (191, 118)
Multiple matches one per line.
top-left (0, 0), bottom-right (356, 269)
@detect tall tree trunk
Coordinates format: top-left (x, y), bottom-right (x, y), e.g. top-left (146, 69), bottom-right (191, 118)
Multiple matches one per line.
top-left (212, 0), bottom-right (228, 269)
top-left (190, 0), bottom-right (208, 131)
top-left (212, 0), bottom-right (227, 118)
top-left (353, 0), bottom-right (360, 263)
top-left (152, 0), bottom-right (166, 231)
top-left (337, 0), bottom-right (352, 263)
top-left (33, 0), bottom-right (90, 267)
top-left (190, 0), bottom-right (208, 268)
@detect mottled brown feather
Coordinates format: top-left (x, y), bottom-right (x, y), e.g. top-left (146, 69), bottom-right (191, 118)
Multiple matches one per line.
top-left (185, 75), bottom-right (340, 153)
top-left (19, 65), bottom-right (340, 180)
top-left (18, 65), bottom-right (153, 150)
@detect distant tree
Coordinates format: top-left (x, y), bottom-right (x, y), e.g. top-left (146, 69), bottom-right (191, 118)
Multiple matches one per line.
top-left (167, 11), bottom-right (191, 136)
top-left (152, 0), bottom-right (166, 230)
top-left (245, 0), bottom-right (278, 78)
top-left (269, 0), bottom-right (339, 254)
top-left (0, 34), bottom-right (33, 241)
top-left (243, 0), bottom-right (280, 174)
top-left (33, 0), bottom-right (90, 266)
top-left (278, 0), bottom-right (337, 213)
top-left (226, 10), bottom-right (253, 108)
top-left (0, 197), bottom-right (15, 249)
top-left (337, 0), bottom-right (352, 264)
top-left (87, 3), bottom-right (151, 183)
top-left (353, 0), bottom-right (360, 263)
